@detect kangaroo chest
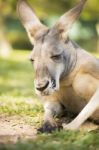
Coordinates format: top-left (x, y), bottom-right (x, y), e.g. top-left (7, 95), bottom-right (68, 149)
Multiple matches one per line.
top-left (57, 86), bottom-right (87, 114)
top-left (58, 72), bottom-right (99, 114)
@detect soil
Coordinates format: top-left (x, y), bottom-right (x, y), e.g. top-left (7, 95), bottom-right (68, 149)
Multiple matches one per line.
top-left (0, 116), bottom-right (37, 144)
top-left (0, 115), bottom-right (98, 144)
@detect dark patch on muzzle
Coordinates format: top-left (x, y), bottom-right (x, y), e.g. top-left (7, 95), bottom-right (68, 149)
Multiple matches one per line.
top-left (36, 81), bottom-right (49, 91)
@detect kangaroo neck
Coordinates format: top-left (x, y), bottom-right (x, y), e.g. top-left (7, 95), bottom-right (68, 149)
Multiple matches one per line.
top-left (61, 39), bottom-right (77, 79)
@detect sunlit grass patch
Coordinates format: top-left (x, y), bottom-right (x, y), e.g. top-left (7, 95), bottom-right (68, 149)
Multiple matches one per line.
top-left (0, 51), bottom-right (44, 126)
top-left (0, 95), bottom-right (42, 116)
top-left (0, 52), bottom-right (34, 97)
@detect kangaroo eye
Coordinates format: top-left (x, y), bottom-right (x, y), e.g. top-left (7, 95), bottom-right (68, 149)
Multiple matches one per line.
top-left (30, 58), bottom-right (34, 63)
top-left (51, 54), bottom-right (61, 60)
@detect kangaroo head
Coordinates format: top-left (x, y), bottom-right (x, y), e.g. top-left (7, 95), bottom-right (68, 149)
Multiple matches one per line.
top-left (17, 0), bottom-right (87, 96)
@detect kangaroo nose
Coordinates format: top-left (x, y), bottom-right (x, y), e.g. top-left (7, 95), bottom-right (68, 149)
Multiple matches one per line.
top-left (36, 81), bottom-right (49, 92)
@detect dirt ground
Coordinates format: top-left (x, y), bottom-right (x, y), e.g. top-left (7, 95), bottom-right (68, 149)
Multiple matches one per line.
top-left (0, 116), bottom-right (37, 144)
top-left (0, 116), bottom-right (98, 144)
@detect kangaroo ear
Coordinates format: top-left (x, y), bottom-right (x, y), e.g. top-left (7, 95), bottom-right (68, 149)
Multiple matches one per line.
top-left (51, 0), bottom-right (87, 40)
top-left (17, 0), bottom-right (47, 44)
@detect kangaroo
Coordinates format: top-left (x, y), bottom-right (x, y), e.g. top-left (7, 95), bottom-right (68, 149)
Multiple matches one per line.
top-left (17, 0), bottom-right (99, 132)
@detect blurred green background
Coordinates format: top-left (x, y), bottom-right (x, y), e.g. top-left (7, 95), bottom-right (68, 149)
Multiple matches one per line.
top-left (0, 0), bottom-right (99, 56)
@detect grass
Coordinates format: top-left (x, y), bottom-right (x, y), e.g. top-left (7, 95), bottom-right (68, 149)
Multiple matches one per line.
top-left (0, 50), bottom-right (43, 127)
top-left (1, 131), bottom-right (99, 150)
top-left (0, 50), bottom-right (99, 150)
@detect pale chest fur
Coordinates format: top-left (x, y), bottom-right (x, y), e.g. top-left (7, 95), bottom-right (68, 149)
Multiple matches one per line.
top-left (54, 86), bottom-right (87, 114)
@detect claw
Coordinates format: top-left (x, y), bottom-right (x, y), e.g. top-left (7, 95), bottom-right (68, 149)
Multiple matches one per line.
top-left (37, 122), bottom-right (62, 133)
